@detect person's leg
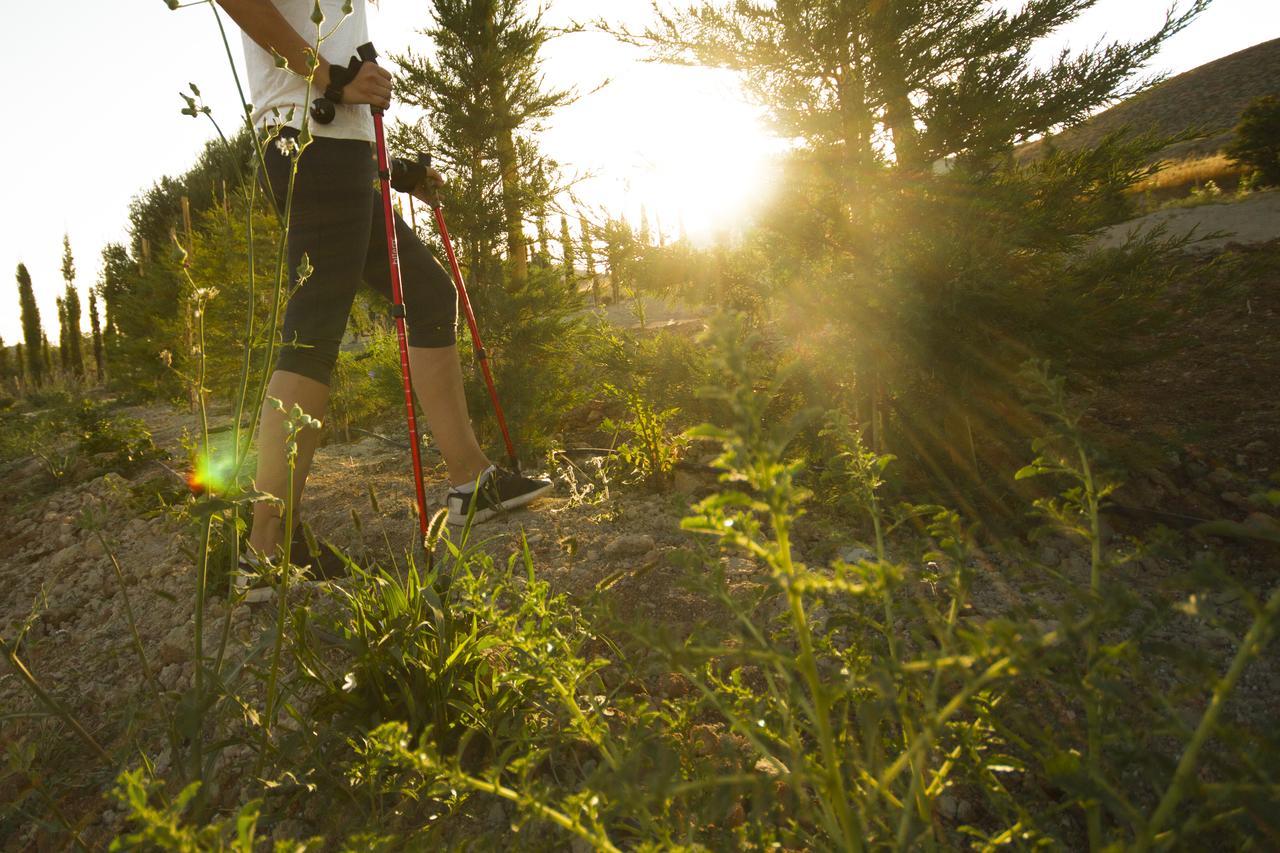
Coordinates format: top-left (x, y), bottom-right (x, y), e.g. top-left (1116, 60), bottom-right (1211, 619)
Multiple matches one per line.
top-left (248, 130), bottom-right (375, 559)
top-left (364, 205), bottom-right (490, 486)
top-left (247, 370), bottom-right (330, 557)
top-left (407, 344), bottom-right (490, 486)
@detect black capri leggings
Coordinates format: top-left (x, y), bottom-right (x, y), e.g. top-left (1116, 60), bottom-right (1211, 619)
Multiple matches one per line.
top-left (260, 128), bottom-right (458, 385)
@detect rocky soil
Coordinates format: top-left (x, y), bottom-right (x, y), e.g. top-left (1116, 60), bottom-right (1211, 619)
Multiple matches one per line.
top-left (3, 242), bottom-right (1279, 847)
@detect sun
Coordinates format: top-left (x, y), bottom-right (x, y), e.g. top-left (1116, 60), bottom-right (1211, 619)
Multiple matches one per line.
top-left (546, 63), bottom-right (787, 245)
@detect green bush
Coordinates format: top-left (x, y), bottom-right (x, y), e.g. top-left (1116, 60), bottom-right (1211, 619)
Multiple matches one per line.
top-left (1226, 95), bottom-right (1280, 186)
top-left (328, 329), bottom-right (406, 442)
top-left (72, 400), bottom-right (162, 474)
top-left (463, 265), bottom-right (594, 455)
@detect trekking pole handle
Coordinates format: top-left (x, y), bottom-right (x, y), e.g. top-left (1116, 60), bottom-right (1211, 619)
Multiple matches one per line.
top-left (310, 42), bottom-right (379, 124)
top-left (357, 42), bottom-right (382, 115)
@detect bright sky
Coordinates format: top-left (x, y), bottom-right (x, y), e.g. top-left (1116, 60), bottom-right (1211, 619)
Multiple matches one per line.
top-left (1, 0), bottom-right (1277, 343)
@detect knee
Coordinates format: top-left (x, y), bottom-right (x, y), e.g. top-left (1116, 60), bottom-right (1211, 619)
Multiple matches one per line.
top-left (274, 337), bottom-right (341, 385)
top-left (406, 267), bottom-right (459, 349)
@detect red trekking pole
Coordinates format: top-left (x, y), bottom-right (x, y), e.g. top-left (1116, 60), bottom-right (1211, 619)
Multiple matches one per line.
top-left (356, 43), bottom-right (432, 541)
top-left (417, 159), bottom-right (520, 472)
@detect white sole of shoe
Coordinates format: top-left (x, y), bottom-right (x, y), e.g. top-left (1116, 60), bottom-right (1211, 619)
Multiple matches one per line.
top-left (446, 482), bottom-right (553, 526)
top-left (234, 579), bottom-right (276, 604)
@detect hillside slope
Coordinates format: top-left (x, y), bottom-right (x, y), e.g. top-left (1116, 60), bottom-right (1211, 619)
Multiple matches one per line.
top-left (1020, 36), bottom-right (1280, 161)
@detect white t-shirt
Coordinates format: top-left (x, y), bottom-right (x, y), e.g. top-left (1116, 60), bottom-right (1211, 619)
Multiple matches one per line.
top-left (242, 0), bottom-right (375, 142)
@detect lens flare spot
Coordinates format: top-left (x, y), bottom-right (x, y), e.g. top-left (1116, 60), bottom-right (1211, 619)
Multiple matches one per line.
top-left (188, 444), bottom-right (237, 497)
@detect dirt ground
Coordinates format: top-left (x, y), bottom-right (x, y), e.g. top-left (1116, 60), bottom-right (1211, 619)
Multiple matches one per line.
top-left (2, 241), bottom-right (1279, 847)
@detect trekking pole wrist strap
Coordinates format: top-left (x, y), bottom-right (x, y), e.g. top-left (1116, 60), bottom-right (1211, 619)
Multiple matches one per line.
top-left (323, 56), bottom-right (362, 104)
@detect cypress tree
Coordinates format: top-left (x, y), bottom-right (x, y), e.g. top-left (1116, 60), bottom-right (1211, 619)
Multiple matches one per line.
top-left (41, 332), bottom-right (53, 376)
top-left (536, 208), bottom-right (551, 267)
top-left (61, 236), bottom-right (85, 379)
top-left (579, 213), bottom-right (598, 306)
top-left (56, 296), bottom-right (69, 373)
top-left (560, 214), bottom-right (575, 289)
top-left (16, 263), bottom-right (44, 388)
top-left (14, 342), bottom-right (24, 391)
top-left (89, 289), bottom-right (105, 382)
top-left (0, 336), bottom-right (9, 390)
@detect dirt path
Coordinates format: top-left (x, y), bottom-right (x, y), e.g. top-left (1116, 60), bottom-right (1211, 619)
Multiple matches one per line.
top-left (1091, 190), bottom-right (1280, 252)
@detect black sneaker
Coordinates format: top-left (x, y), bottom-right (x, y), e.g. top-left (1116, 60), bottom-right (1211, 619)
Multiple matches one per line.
top-left (446, 466), bottom-right (553, 526)
top-left (232, 524), bottom-right (349, 604)
top-left (290, 521), bottom-right (351, 581)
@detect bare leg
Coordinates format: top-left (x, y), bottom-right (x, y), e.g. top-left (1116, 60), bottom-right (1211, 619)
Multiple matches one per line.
top-left (408, 344), bottom-right (491, 486)
top-left (248, 370), bottom-right (330, 559)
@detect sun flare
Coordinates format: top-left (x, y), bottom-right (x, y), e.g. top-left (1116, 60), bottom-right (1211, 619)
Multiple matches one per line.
top-left (548, 64), bottom-right (787, 244)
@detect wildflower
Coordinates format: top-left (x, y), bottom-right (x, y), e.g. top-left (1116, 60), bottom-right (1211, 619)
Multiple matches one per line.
top-left (275, 135), bottom-right (299, 157)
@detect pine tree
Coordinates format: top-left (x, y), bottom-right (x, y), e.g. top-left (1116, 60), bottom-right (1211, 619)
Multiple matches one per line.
top-left (89, 289), bottom-right (105, 382)
top-left (559, 214), bottom-right (575, 289)
top-left (394, 0), bottom-right (574, 293)
top-left (98, 242), bottom-right (132, 358)
top-left (615, 0), bottom-right (1209, 473)
top-left (601, 216), bottom-right (636, 305)
top-left (59, 236), bottom-right (86, 380)
top-left (16, 263), bottom-right (44, 388)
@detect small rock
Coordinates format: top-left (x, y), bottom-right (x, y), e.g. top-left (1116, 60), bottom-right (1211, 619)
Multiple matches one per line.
top-left (754, 755), bottom-right (788, 778)
top-left (271, 820), bottom-right (310, 843)
top-left (656, 672), bottom-right (692, 699)
top-left (937, 793), bottom-right (960, 820)
top-left (1207, 467), bottom-right (1234, 488)
top-left (839, 545), bottom-right (875, 564)
top-left (1037, 545), bottom-right (1061, 567)
top-left (1221, 491), bottom-right (1252, 510)
top-left (48, 545), bottom-right (80, 571)
top-left (1244, 440), bottom-right (1268, 455)
top-left (158, 663), bottom-right (183, 691)
top-left (673, 470), bottom-right (701, 493)
top-left (487, 800), bottom-right (507, 826)
top-left (604, 534), bottom-right (656, 559)
top-left (158, 623), bottom-right (190, 666)
top-left (1244, 513), bottom-right (1280, 536)
top-left (14, 457), bottom-right (44, 480)
top-left (691, 725), bottom-right (720, 756)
